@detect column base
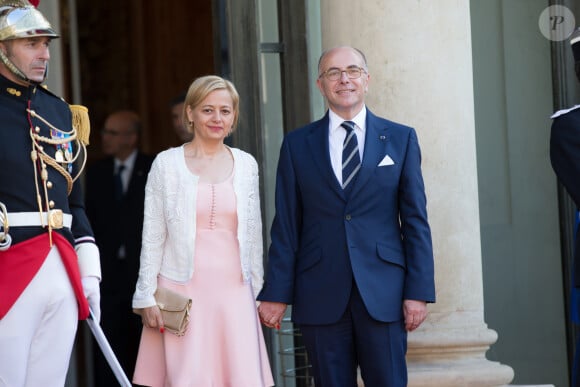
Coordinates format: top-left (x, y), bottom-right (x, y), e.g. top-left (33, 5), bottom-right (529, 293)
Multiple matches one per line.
top-left (407, 358), bottom-right (514, 387)
top-left (405, 318), bottom-right (514, 387)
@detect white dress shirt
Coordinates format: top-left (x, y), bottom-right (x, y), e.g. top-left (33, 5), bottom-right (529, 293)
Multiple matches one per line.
top-left (114, 149), bottom-right (138, 193)
top-left (327, 106), bottom-right (367, 185)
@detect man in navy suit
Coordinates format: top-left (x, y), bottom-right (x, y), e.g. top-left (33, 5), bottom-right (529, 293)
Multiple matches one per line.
top-left (550, 28), bottom-right (580, 387)
top-left (85, 110), bottom-right (154, 386)
top-left (258, 46), bottom-right (435, 386)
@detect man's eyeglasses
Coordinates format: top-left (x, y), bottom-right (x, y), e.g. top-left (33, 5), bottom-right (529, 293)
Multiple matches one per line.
top-left (319, 67), bottom-right (367, 81)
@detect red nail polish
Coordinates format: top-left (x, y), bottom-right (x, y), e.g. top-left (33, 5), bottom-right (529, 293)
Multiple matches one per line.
top-left (276, 323), bottom-right (280, 330)
top-left (160, 327), bottom-right (165, 333)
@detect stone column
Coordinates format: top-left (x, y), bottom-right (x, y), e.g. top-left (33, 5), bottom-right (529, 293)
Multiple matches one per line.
top-left (36, 2), bottom-right (64, 96)
top-left (319, 1), bottom-right (514, 385)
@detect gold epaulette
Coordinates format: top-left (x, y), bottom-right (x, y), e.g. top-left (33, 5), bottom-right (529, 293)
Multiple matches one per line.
top-left (69, 104), bottom-right (90, 145)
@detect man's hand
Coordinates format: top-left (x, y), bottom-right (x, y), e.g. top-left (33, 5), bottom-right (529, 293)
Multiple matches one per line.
top-left (82, 276), bottom-right (100, 322)
top-left (258, 301), bottom-right (287, 329)
top-left (403, 299), bottom-right (428, 332)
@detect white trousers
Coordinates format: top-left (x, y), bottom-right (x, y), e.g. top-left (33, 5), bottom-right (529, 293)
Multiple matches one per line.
top-left (0, 245), bottom-right (78, 387)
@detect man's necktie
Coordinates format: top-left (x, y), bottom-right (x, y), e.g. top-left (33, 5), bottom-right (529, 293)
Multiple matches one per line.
top-left (114, 164), bottom-right (125, 201)
top-left (341, 121), bottom-right (361, 192)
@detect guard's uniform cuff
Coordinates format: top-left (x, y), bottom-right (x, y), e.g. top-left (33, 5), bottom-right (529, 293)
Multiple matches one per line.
top-left (75, 242), bottom-right (101, 280)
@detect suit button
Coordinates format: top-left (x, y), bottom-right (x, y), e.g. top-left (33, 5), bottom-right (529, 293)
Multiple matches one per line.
top-left (345, 214), bottom-right (352, 220)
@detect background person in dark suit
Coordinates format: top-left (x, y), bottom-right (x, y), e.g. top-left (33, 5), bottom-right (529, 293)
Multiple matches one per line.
top-left (258, 46), bottom-right (435, 387)
top-left (85, 110), bottom-right (154, 386)
top-left (550, 28), bottom-right (580, 387)
top-left (169, 92), bottom-right (193, 144)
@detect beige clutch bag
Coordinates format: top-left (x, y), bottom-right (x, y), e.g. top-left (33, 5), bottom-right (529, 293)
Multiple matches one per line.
top-left (154, 287), bottom-right (192, 336)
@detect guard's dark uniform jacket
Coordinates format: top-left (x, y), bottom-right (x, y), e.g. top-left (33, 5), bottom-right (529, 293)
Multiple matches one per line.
top-left (0, 73), bottom-right (94, 245)
top-left (0, 72), bottom-right (100, 319)
top-left (550, 105), bottom-right (580, 287)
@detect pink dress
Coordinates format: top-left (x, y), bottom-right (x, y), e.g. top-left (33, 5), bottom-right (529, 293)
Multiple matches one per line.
top-left (133, 172), bottom-right (274, 387)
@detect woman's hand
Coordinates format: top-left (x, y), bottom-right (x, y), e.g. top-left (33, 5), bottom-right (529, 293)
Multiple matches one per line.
top-left (136, 305), bottom-right (165, 333)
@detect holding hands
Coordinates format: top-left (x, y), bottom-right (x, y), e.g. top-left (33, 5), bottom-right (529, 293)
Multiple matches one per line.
top-left (258, 301), bottom-right (287, 329)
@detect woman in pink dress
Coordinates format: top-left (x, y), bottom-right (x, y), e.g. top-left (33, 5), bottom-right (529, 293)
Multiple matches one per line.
top-left (132, 75), bottom-right (274, 387)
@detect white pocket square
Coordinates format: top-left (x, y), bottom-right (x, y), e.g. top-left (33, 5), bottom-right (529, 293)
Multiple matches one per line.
top-left (378, 155), bottom-right (395, 166)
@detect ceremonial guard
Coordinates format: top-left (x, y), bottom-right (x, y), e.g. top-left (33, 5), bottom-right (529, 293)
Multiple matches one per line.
top-left (0, 1), bottom-right (101, 386)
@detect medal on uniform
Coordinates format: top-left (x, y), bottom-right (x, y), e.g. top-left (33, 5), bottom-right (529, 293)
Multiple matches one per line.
top-left (63, 141), bottom-right (73, 173)
top-left (50, 128), bottom-right (74, 172)
top-left (51, 129), bottom-right (65, 163)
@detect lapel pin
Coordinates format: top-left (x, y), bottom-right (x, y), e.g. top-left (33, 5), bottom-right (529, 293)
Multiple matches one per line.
top-left (379, 135), bottom-right (387, 140)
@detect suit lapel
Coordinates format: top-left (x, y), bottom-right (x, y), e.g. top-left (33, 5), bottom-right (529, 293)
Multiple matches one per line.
top-left (349, 111), bottom-right (389, 198)
top-left (126, 153), bottom-right (148, 197)
top-left (306, 115), bottom-right (346, 199)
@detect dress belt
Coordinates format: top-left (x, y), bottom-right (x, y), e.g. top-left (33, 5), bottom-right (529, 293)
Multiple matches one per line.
top-left (3, 211), bottom-right (72, 229)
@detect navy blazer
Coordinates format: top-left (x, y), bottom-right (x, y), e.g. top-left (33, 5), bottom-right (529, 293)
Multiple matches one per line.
top-left (258, 109), bottom-right (435, 324)
top-left (551, 108), bottom-right (580, 287)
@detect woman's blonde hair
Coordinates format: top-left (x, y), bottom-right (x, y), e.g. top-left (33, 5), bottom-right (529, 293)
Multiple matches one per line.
top-left (182, 75), bottom-right (240, 135)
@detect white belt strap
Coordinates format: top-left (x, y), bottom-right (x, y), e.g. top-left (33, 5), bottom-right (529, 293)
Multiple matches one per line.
top-left (4, 211), bottom-right (73, 229)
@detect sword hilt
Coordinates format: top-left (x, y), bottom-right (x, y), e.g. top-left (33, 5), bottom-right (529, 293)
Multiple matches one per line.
top-left (0, 202), bottom-right (12, 251)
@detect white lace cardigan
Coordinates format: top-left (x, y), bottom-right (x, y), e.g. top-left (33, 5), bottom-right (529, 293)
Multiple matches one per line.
top-left (132, 145), bottom-right (264, 309)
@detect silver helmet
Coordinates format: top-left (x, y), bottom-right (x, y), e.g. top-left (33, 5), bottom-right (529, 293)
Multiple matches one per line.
top-left (0, 1), bottom-right (58, 41)
top-left (0, 1), bottom-right (58, 84)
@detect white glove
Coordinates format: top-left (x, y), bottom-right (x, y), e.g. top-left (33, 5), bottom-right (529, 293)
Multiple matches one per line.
top-left (82, 276), bottom-right (101, 323)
